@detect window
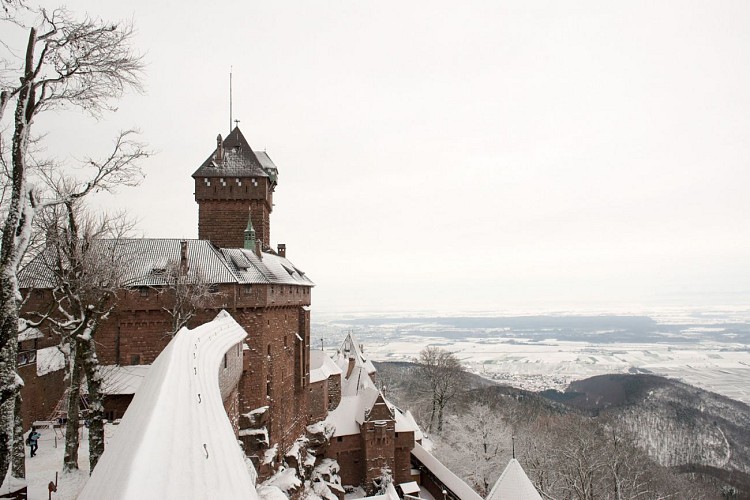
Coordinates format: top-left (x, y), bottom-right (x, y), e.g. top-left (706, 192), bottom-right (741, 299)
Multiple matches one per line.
top-left (223, 353), bottom-right (227, 369)
top-left (243, 285), bottom-right (252, 295)
top-left (139, 288), bottom-right (149, 297)
top-left (208, 284), bottom-right (219, 294)
top-left (130, 354), bottom-right (141, 365)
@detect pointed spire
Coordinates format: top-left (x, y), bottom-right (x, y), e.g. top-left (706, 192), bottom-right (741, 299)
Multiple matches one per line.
top-left (243, 210), bottom-right (256, 251)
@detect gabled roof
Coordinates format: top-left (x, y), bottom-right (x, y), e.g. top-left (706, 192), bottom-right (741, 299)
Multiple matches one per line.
top-left (19, 239), bottom-right (314, 289)
top-left (486, 459), bottom-right (542, 500)
top-left (411, 443), bottom-right (483, 500)
top-left (335, 333), bottom-right (377, 377)
top-left (192, 127), bottom-right (273, 179)
top-left (310, 350), bottom-right (342, 383)
top-left (325, 333), bottom-right (421, 437)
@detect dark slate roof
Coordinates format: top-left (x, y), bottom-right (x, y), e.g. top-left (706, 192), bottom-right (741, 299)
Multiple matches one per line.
top-left (19, 239), bottom-right (314, 289)
top-left (192, 127), bottom-right (273, 179)
top-left (254, 151), bottom-right (279, 184)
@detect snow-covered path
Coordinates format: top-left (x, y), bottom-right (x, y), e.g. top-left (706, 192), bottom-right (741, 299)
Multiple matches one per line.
top-left (78, 311), bottom-right (257, 499)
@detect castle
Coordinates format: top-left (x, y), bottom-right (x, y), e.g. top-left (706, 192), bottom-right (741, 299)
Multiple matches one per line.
top-left (18, 127), bottom-right (429, 494)
top-left (19, 126), bottom-right (542, 499)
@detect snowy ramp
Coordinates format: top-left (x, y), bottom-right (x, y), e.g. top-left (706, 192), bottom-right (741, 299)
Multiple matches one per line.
top-left (79, 311), bottom-right (258, 499)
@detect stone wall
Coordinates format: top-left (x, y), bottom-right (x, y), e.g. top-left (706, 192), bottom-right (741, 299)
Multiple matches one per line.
top-left (19, 362), bottom-right (65, 429)
top-left (327, 434), bottom-right (364, 487)
top-left (194, 176), bottom-right (272, 248)
top-left (308, 379), bottom-right (328, 422)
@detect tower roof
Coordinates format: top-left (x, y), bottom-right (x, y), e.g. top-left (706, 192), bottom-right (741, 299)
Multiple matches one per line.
top-left (192, 126), bottom-right (274, 179)
top-left (486, 459), bottom-right (542, 500)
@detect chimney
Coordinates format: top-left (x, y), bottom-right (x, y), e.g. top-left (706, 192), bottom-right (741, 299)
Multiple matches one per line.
top-left (277, 244), bottom-right (286, 258)
top-left (215, 134), bottom-right (223, 163)
top-left (180, 240), bottom-right (188, 274)
top-left (255, 240), bottom-right (262, 260)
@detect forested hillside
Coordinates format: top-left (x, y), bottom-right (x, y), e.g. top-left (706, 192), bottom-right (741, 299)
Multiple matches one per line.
top-left (375, 362), bottom-right (747, 499)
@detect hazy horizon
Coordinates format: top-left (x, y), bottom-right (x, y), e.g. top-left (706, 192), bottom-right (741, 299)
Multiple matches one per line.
top-left (4, 1), bottom-right (749, 313)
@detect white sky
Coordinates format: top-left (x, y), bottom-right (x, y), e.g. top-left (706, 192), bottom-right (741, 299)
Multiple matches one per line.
top-left (7, 1), bottom-right (750, 313)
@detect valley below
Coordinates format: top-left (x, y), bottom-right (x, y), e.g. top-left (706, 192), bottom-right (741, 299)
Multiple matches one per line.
top-left (312, 306), bottom-right (750, 405)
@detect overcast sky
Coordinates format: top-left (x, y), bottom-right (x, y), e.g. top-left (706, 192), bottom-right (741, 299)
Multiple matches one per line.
top-left (9, 1), bottom-right (750, 313)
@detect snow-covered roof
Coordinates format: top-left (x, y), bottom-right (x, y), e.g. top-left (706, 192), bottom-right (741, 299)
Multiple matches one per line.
top-left (193, 127), bottom-right (272, 179)
top-left (98, 365), bottom-right (150, 395)
top-left (78, 311), bottom-right (257, 500)
top-left (411, 443), bottom-right (483, 500)
top-left (334, 333), bottom-right (376, 377)
top-left (485, 459), bottom-right (542, 500)
top-left (325, 334), bottom-right (420, 437)
top-left (18, 319), bottom-right (44, 342)
top-left (362, 482), bottom-right (401, 500)
top-left (221, 248), bottom-right (313, 286)
top-left (399, 481), bottom-right (420, 495)
top-left (19, 238), bottom-right (313, 289)
top-left (310, 350), bottom-right (342, 383)
top-left (36, 346), bottom-right (65, 377)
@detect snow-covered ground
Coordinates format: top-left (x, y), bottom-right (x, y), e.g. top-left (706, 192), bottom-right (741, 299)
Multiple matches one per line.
top-left (23, 424), bottom-right (116, 500)
top-left (314, 306), bottom-right (750, 404)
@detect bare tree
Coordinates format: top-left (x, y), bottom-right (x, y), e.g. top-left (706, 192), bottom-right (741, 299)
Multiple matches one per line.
top-left (432, 402), bottom-right (513, 496)
top-left (0, 6), bottom-right (145, 482)
top-left (417, 346), bottom-right (466, 432)
top-left (24, 201), bottom-right (135, 471)
top-left (158, 256), bottom-right (215, 336)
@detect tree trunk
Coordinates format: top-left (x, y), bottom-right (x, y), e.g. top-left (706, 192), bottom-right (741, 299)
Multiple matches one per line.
top-left (82, 336), bottom-right (104, 471)
top-left (429, 398), bottom-right (437, 433)
top-left (0, 27), bottom-right (37, 486)
top-left (437, 400), bottom-right (445, 433)
top-left (63, 342), bottom-right (83, 472)
top-left (0, 312), bottom-right (19, 483)
top-left (11, 392), bottom-right (25, 479)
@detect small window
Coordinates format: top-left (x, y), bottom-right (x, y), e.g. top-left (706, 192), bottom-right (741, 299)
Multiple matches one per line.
top-left (267, 344), bottom-right (271, 356)
top-left (208, 284), bottom-right (219, 294)
top-left (243, 285), bottom-right (252, 295)
top-left (337, 436), bottom-right (343, 442)
top-left (131, 354), bottom-right (141, 365)
top-left (223, 353), bottom-right (227, 369)
top-left (139, 288), bottom-right (149, 297)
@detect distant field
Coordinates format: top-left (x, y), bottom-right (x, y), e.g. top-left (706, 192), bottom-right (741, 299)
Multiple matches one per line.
top-left (312, 307), bottom-right (750, 404)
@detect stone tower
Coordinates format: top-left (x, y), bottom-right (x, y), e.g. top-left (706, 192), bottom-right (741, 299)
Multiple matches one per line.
top-left (193, 127), bottom-right (278, 248)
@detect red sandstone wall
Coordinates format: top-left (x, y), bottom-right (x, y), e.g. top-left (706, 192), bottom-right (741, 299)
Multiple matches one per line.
top-left (19, 362), bottom-right (66, 429)
top-left (327, 434), bottom-right (364, 487)
top-left (103, 395), bottom-right (133, 421)
top-left (308, 380), bottom-right (328, 422)
top-left (394, 432), bottom-right (415, 484)
top-left (236, 305), bottom-right (310, 451)
top-left (194, 176), bottom-right (272, 247)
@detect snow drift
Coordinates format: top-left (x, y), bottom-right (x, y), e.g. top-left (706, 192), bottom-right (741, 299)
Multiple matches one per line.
top-left (79, 311), bottom-right (258, 499)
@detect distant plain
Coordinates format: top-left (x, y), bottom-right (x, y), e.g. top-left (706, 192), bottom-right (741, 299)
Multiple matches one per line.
top-left (312, 307), bottom-right (750, 404)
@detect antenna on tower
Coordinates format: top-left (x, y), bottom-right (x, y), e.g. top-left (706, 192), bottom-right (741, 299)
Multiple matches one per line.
top-left (229, 66), bottom-right (233, 133)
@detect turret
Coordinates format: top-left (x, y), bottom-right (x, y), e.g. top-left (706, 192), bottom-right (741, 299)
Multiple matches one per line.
top-left (192, 127), bottom-right (278, 248)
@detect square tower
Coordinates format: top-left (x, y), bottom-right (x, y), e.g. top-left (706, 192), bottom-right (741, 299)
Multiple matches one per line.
top-left (193, 127), bottom-right (278, 248)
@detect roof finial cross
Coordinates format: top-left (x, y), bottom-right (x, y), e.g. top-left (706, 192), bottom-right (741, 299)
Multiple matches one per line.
top-left (234, 119), bottom-right (240, 128)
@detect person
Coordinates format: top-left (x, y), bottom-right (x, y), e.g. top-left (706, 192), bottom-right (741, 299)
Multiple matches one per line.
top-left (26, 427), bottom-right (41, 457)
